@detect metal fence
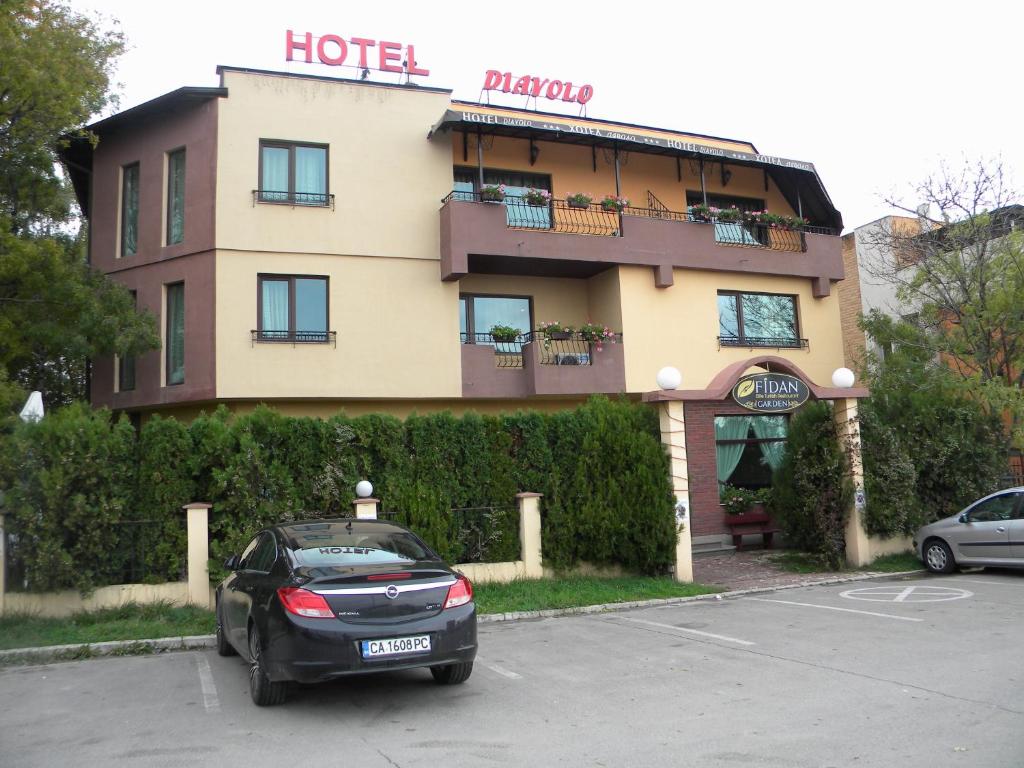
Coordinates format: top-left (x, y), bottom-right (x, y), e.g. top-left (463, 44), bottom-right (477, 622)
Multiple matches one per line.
top-left (461, 331), bottom-right (621, 368)
top-left (378, 506), bottom-right (517, 564)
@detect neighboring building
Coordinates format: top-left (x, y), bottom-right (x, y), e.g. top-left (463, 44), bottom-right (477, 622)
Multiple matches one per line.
top-left (62, 65), bottom-right (862, 550)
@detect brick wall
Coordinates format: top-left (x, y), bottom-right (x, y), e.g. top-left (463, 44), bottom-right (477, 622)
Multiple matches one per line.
top-left (837, 233), bottom-right (866, 371)
top-left (683, 399), bottom-right (764, 538)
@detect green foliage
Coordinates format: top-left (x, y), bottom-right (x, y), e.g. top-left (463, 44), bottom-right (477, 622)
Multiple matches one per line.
top-left (770, 402), bottom-right (852, 570)
top-left (858, 409), bottom-right (921, 537)
top-left (859, 345), bottom-right (1008, 524)
top-left (1, 1), bottom-right (125, 230)
top-left (3, 403), bottom-right (136, 592)
top-left (1, 398), bottom-right (678, 591)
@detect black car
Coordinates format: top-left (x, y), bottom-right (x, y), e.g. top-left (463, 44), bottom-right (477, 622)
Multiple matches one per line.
top-left (215, 518), bottom-right (477, 706)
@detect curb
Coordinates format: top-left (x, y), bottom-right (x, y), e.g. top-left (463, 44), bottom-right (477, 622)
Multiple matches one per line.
top-left (0, 569), bottom-right (923, 665)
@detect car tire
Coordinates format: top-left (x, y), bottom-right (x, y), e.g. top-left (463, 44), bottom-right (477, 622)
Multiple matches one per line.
top-left (923, 539), bottom-right (956, 574)
top-left (430, 662), bottom-right (473, 685)
top-left (248, 628), bottom-right (287, 706)
top-left (215, 603), bottom-right (236, 657)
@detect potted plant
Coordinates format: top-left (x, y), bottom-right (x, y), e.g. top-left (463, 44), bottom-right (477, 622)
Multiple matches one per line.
top-left (720, 485), bottom-right (771, 518)
top-left (537, 321), bottom-right (576, 347)
top-left (600, 195), bottom-right (629, 213)
top-left (523, 188), bottom-right (551, 207)
top-left (784, 215), bottom-right (809, 230)
top-left (578, 322), bottom-right (618, 352)
top-left (489, 324), bottom-right (520, 343)
top-left (565, 192), bottom-right (592, 209)
top-left (715, 206), bottom-right (744, 223)
top-left (480, 184), bottom-right (506, 203)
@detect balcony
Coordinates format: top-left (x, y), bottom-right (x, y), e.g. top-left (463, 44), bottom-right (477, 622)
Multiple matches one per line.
top-left (440, 195), bottom-right (844, 297)
top-left (460, 332), bottom-right (626, 398)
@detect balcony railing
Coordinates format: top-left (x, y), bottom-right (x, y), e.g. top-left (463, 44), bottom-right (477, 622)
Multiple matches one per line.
top-left (251, 330), bottom-right (338, 347)
top-left (252, 189), bottom-right (336, 209)
top-left (460, 331), bottom-right (621, 368)
top-left (442, 191), bottom-right (837, 252)
top-left (718, 335), bottom-right (809, 351)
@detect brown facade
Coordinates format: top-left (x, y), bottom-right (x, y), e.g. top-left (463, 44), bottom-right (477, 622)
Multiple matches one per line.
top-left (86, 95), bottom-right (221, 410)
top-left (461, 341), bottom-right (626, 398)
top-left (440, 200), bottom-right (844, 297)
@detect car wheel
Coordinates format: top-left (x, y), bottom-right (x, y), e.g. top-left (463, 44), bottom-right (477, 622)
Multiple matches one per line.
top-left (430, 662), bottom-right (473, 685)
top-left (248, 628), bottom-right (287, 706)
top-left (215, 603), bottom-right (236, 657)
top-left (924, 539), bottom-right (956, 574)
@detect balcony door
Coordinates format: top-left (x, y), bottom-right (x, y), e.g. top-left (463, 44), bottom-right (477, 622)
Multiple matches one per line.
top-left (455, 167), bottom-right (552, 229)
top-left (460, 294), bottom-right (532, 345)
top-left (686, 192), bottom-right (766, 246)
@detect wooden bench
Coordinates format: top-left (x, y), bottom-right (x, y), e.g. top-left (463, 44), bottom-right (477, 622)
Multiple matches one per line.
top-left (723, 511), bottom-right (781, 551)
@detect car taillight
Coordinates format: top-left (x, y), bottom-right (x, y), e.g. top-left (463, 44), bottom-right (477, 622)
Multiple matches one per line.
top-left (443, 575), bottom-right (473, 610)
top-left (277, 587), bottom-right (334, 619)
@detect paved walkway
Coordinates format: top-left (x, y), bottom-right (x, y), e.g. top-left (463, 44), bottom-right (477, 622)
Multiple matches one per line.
top-left (693, 549), bottom-right (849, 591)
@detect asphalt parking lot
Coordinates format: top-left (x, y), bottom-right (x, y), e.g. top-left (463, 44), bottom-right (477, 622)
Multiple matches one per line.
top-left (1, 571), bottom-right (1020, 768)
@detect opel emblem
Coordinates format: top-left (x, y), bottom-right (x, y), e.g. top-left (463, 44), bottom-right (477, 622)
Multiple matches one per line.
top-left (385, 584), bottom-right (399, 600)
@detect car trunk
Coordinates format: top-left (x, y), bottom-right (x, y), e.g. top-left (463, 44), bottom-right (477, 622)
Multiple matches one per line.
top-left (298, 563), bottom-right (455, 625)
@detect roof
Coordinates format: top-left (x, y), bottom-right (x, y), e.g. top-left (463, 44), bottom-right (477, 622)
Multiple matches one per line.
top-left (430, 103), bottom-right (843, 231)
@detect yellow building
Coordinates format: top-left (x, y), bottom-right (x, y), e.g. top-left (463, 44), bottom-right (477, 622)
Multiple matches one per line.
top-left (64, 66), bottom-right (870, 552)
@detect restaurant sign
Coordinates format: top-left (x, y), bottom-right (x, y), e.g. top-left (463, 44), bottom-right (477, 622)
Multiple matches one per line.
top-left (732, 373), bottom-right (809, 413)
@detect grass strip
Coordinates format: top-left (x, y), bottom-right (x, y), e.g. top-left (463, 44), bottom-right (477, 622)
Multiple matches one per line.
top-left (768, 550), bottom-right (920, 574)
top-left (0, 601), bottom-right (215, 651)
top-left (473, 576), bottom-right (721, 615)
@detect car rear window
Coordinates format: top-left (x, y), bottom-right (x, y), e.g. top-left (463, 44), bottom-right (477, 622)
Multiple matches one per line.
top-left (289, 531), bottom-right (432, 566)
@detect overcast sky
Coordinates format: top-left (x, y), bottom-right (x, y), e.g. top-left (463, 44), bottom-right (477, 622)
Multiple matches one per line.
top-left (71, 0), bottom-right (1021, 232)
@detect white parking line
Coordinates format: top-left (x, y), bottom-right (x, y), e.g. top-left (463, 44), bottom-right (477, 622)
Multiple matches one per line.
top-left (745, 597), bottom-right (923, 622)
top-left (195, 655), bottom-right (220, 713)
top-left (480, 661), bottom-right (522, 680)
top-left (950, 578), bottom-right (1022, 587)
top-left (609, 616), bottom-right (755, 646)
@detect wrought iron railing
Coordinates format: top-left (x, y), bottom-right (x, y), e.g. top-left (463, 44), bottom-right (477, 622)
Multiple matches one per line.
top-left (462, 331), bottom-right (622, 367)
top-left (252, 189), bottom-right (336, 209)
top-left (251, 330), bottom-right (338, 347)
top-left (718, 335), bottom-right (809, 350)
top-left (442, 191), bottom-right (838, 252)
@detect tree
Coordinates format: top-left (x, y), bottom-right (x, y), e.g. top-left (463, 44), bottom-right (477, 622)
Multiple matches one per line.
top-left (0, 2), bottom-right (158, 408)
top-left (858, 158), bottom-right (1024, 442)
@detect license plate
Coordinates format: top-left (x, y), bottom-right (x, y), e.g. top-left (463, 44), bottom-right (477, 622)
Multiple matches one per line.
top-left (361, 635), bottom-right (431, 658)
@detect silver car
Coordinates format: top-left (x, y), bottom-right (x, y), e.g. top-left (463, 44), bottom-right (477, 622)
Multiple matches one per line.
top-left (914, 487), bottom-right (1024, 573)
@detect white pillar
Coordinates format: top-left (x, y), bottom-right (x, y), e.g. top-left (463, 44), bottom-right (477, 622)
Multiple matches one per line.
top-left (834, 398), bottom-right (870, 567)
top-left (516, 492), bottom-right (543, 579)
top-left (182, 503), bottom-right (211, 608)
top-left (660, 400), bottom-right (693, 582)
top-left (353, 498), bottom-right (379, 519)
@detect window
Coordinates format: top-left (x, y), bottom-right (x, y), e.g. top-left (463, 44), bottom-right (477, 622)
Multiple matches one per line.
top-left (120, 163), bottom-right (139, 257)
top-left (166, 282), bottom-right (185, 385)
top-left (257, 275), bottom-right (329, 342)
top-left (166, 149), bottom-right (185, 245)
top-left (455, 167), bottom-right (552, 229)
top-left (718, 291), bottom-right (800, 347)
top-left (259, 141), bottom-right (328, 205)
top-left (246, 533), bottom-right (278, 573)
top-left (715, 415), bottom-right (788, 493)
top-left (459, 294), bottom-right (532, 344)
top-left (966, 493), bottom-right (1021, 523)
top-left (117, 291), bottom-right (137, 392)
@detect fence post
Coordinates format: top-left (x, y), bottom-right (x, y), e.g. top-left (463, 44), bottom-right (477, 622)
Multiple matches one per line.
top-left (352, 498), bottom-right (379, 519)
top-left (182, 502), bottom-right (212, 608)
top-left (659, 400), bottom-right (693, 582)
top-left (834, 398), bottom-right (870, 567)
top-left (0, 510), bottom-right (6, 617)
top-left (516, 492), bottom-right (543, 579)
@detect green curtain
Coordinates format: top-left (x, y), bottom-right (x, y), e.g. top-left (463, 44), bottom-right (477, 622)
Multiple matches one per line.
top-left (261, 146), bottom-right (289, 201)
top-left (261, 280), bottom-right (289, 338)
top-left (752, 415), bottom-right (788, 471)
top-left (295, 146), bottom-right (326, 204)
top-left (715, 416), bottom-right (752, 485)
top-left (167, 284), bottom-right (185, 385)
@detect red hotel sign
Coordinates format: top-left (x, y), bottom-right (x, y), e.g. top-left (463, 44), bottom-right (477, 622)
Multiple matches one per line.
top-left (482, 70), bottom-right (593, 105)
top-left (286, 30), bottom-right (429, 75)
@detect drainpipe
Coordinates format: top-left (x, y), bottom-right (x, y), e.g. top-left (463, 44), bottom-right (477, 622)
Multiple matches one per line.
top-left (476, 127), bottom-right (484, 189)
top-left (699, 160), bottom-right (707, 206)
top-left (613, 144), bottom-right (621, 196)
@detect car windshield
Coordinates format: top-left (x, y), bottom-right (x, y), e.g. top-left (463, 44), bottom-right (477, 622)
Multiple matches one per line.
top-left (288, 530), bottom-right (433, 566)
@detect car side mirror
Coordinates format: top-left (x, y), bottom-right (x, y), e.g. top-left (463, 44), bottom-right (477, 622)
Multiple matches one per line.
top-left (958, 513), bottom-right (969, 524)
top-left (224, 554), bottom-right (240, 571)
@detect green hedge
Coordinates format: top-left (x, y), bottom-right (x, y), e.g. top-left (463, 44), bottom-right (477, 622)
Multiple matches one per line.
top-left (0, 396), bottom-right (677, 592)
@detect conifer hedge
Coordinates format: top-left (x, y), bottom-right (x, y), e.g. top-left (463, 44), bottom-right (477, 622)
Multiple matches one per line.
top-left (0, 396), bottom-right (677, 592)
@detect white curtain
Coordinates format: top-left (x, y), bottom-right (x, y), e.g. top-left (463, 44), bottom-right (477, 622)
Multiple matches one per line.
top-left (261, 147), bottom-right (288, 201)
top-left (295, 146), bottom-right (326, 204)
top-left (262, 281), bottom-right (289, 337)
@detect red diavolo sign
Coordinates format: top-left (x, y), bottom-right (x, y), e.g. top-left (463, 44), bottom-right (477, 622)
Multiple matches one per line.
top-left (285, 31), bottom-right (429, 76)
top-left (482, 70), bottom-right (593, 105)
